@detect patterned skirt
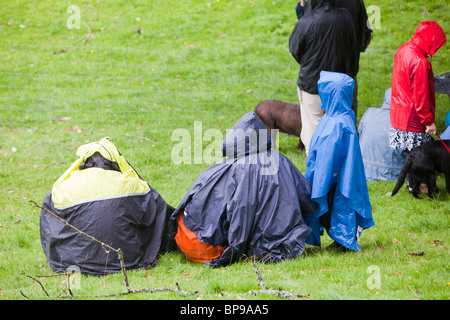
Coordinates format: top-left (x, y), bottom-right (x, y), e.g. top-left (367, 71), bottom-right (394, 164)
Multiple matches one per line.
top-left (389, 126), bottom-right (433, 152)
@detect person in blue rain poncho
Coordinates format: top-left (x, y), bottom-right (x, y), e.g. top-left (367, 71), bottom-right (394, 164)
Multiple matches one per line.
top-left (305, 71), bottom-right (374, 251)
top-left (170, 112), bottom-right (318, 267)
top-left (358, 88), bottom-right (406, 181)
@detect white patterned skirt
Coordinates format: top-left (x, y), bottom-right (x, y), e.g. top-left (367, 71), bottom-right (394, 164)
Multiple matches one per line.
top-left (389, 126), bottom-right (433, 152)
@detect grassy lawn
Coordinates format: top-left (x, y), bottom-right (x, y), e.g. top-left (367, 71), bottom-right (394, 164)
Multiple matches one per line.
top-left (0, 0), bottom-right (449, 300)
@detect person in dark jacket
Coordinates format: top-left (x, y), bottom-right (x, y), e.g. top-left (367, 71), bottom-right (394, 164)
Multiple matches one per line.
top-left (170, 112), bottom-right (318, 267)
top-left (289, 0), bottom-right (356, 159)
top-left (294, 0), bottom-right (372, 123)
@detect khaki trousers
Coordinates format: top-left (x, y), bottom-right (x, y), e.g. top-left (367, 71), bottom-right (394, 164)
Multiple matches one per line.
top-left (297, 87), bottom-right (323, 156)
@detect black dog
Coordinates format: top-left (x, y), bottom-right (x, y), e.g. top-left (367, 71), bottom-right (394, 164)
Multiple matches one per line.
top-left (254, 99), bottom-right (304, 153)
top-left (391, 139), bottom-right (450, 198)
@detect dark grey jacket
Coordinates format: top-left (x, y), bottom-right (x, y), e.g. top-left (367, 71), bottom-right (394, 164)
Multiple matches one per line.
top-left (289, 0), bottom-right (356, 94)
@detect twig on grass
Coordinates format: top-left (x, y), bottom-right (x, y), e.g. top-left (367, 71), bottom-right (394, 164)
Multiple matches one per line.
top-left (53, 2), bottom-right (98, 54)
top-left (218, 263), bottom-right (309, 300)
top-left (25, 275), bottom-right (49, 297)
top-left (252, 262), bottom-right (268, 290)
top-left (249, 263), bottom-right (309, 299)
top-left (28, 201), bottom-right (303, 300)
top-left (26, 200), bottom-right (197, 299)
top-left (31, 200), bottom-right (131, 292)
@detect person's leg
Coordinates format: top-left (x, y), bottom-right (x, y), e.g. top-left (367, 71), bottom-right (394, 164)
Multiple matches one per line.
top-left (297, 87), bottom-right (323, 158)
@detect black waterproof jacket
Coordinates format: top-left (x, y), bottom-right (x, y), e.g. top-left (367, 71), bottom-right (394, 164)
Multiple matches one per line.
top-left (299, 0), bottom-right (373, 76)
top-left (289, 0), bottom-right (356, 94)
top-left (170, 113), bottom-right (317, 267)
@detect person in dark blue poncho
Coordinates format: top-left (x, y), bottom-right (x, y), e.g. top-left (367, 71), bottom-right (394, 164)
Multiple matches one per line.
top-left (170, 112), bottom-right (318, 267)
top-left (305, 71), bottom-right (374, 251)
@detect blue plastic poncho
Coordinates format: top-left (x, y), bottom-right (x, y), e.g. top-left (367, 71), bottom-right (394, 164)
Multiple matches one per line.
top-left (305, 71), bottom-right (374, 251)
top-left (358, 88), bottom-right (406, 181)
top-left (441, 126), bottom-right (450, 139)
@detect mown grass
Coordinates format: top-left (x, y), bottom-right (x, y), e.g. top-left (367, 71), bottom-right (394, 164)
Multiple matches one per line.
top-left (0, 0), bottom-right (449, 301)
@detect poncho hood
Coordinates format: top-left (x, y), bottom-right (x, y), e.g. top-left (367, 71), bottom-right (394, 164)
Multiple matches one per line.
top-left (222, 111), bottom-right (271, 159)
top-left (410, 21), bottom-right (446, 57)
top-left (318, 70), bottom-right (355, 119)
top-left (51, 137), bottom-right (149, 209)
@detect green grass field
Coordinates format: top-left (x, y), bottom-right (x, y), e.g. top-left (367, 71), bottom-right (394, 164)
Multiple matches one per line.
top-left (0, 0), bottom-right (449, 301)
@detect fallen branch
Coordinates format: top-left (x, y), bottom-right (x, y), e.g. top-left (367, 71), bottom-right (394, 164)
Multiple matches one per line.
top-left (26, 275), bottom-right (49, 297)
top-left (252, 263), bottom-right (267, 290)
top-left (26, 200), bottom-right (197, 299)
top-left (20, 274), bottom-right (70, 300)
top-left (249, 263), bottom-right (309, 299)
top-left (22, 276), bottom-right (197, 300)
top-left (31, 200), bottom-right (130, 292)
top-left (98, 282), bottom-right (198, 298)
top-left (407, 251), bottom-right (425, 256)
top-left (218, 264), bottom-right (309, 300)
top-left (53, 2), bottom-right (98, 54)
top-left (28, 201), bottom-right (301, 300)
top-left (247, 287), bottom-right (310, 300)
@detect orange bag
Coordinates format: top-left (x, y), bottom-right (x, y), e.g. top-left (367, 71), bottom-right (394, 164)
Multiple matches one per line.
top-left (175, 212), bottom-right (227, 263)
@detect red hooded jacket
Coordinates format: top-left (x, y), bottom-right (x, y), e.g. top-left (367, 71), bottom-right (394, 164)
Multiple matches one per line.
top-left (390, 21), bottom-right (446, 132)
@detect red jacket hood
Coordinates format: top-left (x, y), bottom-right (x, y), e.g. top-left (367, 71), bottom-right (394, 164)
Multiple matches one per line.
top-left (410, 21), bottom-right (446, 57)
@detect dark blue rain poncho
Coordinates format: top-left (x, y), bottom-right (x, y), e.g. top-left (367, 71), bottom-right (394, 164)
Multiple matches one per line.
top-left (358, 88), bottom-right (406, 181)
top-left (171, 112), bottom-right (318, 267)
top-left (441, 126), bottom-right (450, 139)
top-left (305, 71), bottom-right (374, 251)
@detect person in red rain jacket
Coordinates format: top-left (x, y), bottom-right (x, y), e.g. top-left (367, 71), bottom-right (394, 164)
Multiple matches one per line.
top-left (389, 21), bottom-right (446, 152)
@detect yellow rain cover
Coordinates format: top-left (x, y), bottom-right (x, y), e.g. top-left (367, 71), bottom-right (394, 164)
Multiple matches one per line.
top-left (51, 137), bottom-right (149, 209)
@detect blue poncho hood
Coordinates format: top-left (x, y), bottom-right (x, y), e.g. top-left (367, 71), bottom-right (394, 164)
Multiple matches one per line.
top-left (305, 71), bottom-right (374, 251)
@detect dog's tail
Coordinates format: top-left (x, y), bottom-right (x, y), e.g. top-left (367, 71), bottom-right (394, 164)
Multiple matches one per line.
top-left (391, 156), bottom-right (412, 196)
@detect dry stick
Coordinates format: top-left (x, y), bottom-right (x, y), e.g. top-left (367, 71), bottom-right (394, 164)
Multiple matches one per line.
top-left (91, 282), bottom-right (197, 298)
top-left (249, 263), bottom-right (309, 300)
top-left (252, 263), bottom-right (268, 290)
top-left (19, 275), bottom-right (49, 299)
top-left (30, 201), bottom-right (197, 299)
top-left (30, 201), bottom-right (131, 292)
top-left (66, 273), bottom-right (74, 297)
top-left (53, 5), bottom-right (98, 54)
top-left (79, 7), bottom-right (98, 45)
top-left (26, 275), bottom-right (49, 297)
top-left (20, 274), bottom-right (69, 300)
top-left (51, 283), bottom-right (69, 300)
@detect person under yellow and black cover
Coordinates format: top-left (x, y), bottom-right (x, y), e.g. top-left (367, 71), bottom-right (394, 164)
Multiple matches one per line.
top-left (40, 137), bottom-right (174, 275)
